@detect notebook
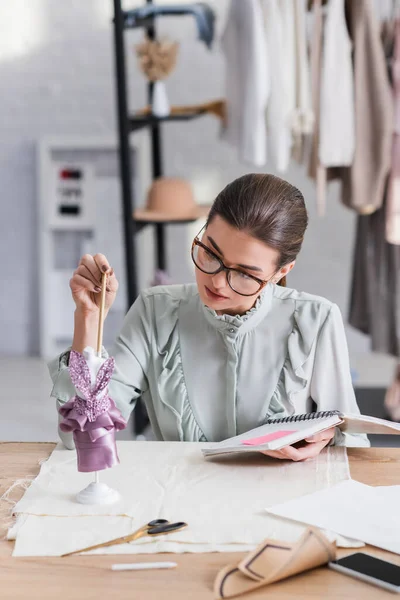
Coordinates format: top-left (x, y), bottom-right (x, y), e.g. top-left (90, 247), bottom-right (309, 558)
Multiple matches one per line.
top-left (201, 410), bottom-right (400, 457)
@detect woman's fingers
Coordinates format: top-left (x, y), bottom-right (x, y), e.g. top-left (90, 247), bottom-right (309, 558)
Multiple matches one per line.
top-left (260, 446), bottom-right (302, 461)
top-left (75, 264), bottom-right (100, 288)
top-left (79, 254), bottom-right (102, 284)
top-left (292, 439), bottom-right (329, 460)
top-left (93, 253), bottom-right (112, 275)
top-left (274, 445), bottom-right (306, 461)
top-left (78, 254), bottom-right (117, 292)
top-left (70, 273), bottom-right (101, 293)
top-left (72, 254), bottom-right (117, 314)
top-left (304, 427), bottom-right (336, 443)
top-left (260, 438), bottom-right (331, 462)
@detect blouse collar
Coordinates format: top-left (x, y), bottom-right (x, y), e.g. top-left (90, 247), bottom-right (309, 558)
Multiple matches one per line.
top-left (200, 283), bottom-right (274, 335)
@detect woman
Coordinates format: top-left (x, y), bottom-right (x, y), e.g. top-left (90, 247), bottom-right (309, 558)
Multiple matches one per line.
top-left (50, 174), bottom-right (369, 459)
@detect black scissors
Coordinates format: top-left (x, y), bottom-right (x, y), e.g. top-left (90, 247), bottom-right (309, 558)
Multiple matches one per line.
top-left (62, 519), bottom-right (188, 557)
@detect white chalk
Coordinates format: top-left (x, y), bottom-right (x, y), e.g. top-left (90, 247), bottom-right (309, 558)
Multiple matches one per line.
top-left (111, 561), bottom-right (177, 571)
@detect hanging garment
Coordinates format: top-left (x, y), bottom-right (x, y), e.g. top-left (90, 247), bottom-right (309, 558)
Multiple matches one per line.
top-left (319, 0), bottom-right (355, 168)
top-left (386, 19), bottom-right (400, 244)
top-left (349, 184), bottom-right (400, 358)
top-left (222, 0), bottom-right (312, 171)
top-left (336, 0), bottom-right (393, 213)
top-left (307, 0), bottom-right (328, 216)
top-left (308, 0), bottom-right (392, 215)
top-left (221, 0), bottom-right (269, 167)
top-left (262, 0), bottom-right (296, 172)
top-left (291, 0), bottom-right (314, 162)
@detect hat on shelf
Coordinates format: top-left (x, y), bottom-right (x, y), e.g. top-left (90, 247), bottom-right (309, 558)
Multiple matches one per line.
top-left (134, 177), bottom-right (211, 222)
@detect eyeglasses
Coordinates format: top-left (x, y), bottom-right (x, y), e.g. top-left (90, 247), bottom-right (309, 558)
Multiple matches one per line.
top-left (191, 234), bottom-right (273, 297)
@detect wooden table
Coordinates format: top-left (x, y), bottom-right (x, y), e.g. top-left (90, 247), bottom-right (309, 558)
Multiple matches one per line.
top-left (1, 443), bottom-right (400, 600)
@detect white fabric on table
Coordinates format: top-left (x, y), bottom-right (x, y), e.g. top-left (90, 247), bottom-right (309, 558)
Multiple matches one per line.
top-left (11, 442), bottom-right (352, 556)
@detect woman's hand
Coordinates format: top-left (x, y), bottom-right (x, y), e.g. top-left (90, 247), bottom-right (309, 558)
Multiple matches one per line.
top-left (259, 427), bottom-right (336, 462)
top-left (70, 253), bottom-right (119, 317)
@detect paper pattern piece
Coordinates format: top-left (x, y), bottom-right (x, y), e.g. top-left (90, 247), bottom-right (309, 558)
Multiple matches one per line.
top-left (241, 431), bottom-right (296, 446)
top-left (215, 528), bottom-right (336, 598)
top-left (11, 442), bottom-right (350, 556)
top-left (267, 479), bottom-right (400, 555)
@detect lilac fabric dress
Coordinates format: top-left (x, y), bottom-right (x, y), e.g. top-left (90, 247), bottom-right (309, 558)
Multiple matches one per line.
top-left (58, 349), bottom-right (127, 472)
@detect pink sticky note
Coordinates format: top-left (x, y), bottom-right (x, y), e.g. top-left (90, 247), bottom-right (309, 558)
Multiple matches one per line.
top-left (241, 430), bottom-right (296, 446)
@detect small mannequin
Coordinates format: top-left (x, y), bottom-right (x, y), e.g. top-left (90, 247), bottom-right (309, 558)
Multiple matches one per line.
top-left (58, 274), bottom-right (127, 504)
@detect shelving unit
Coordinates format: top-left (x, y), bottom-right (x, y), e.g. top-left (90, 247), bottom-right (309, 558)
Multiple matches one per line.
top-left (112, 0), bottom-right (215, 436)
top-left (113, 0), bottom-right (212, 307)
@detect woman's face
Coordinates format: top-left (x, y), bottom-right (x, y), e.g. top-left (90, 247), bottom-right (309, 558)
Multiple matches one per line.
top-left (195, 216), bottom-right (294, 315)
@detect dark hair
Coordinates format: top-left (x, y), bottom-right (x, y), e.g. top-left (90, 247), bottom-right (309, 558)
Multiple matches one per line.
top-left (207, 174), bottom-right (308, 286)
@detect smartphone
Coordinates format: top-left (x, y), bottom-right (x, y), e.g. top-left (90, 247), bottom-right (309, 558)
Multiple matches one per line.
top-left (329, 553), bottom-right (400, 593)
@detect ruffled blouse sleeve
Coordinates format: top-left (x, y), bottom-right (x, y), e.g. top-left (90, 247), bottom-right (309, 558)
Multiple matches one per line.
top-left (310, 303), bottom-right (370, 447)
top-left (109, 292), bottom-right (152, 420)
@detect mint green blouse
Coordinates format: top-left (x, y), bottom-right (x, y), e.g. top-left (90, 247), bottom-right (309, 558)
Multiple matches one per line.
top-left (49, 283), bottom-right (369, 447)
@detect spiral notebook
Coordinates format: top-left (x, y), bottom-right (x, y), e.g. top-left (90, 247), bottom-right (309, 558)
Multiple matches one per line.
top-left (202, 410), bottom-right (400, 457)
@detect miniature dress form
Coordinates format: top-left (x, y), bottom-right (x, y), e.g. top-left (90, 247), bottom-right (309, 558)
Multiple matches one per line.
top-left (59, 347), bottom-right (127, 473)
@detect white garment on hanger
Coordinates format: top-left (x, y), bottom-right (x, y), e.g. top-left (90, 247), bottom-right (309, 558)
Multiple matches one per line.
top-left (292, 0), bottom-right (314, 139)
top-left (261, 0), bottom-right (296, 173)
top-left (221, 0), bottom-right (269, 167)
top-left (319, 0), bottom-right (355, 167)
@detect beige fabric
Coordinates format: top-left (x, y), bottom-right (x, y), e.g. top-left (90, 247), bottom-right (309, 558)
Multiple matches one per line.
top-left (10, 442), bottom-right (351, 557)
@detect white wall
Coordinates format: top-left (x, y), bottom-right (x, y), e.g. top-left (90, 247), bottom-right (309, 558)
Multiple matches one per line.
top-left (0, 0), bottom-right (369, 357)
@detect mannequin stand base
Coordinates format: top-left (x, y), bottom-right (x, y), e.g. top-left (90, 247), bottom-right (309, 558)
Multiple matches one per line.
top-left (76, 482), bottom-right (120, 505)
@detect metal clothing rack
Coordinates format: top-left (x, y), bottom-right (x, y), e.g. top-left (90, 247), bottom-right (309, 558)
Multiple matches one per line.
top-left (112, 0), bottom-right (212, 436)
